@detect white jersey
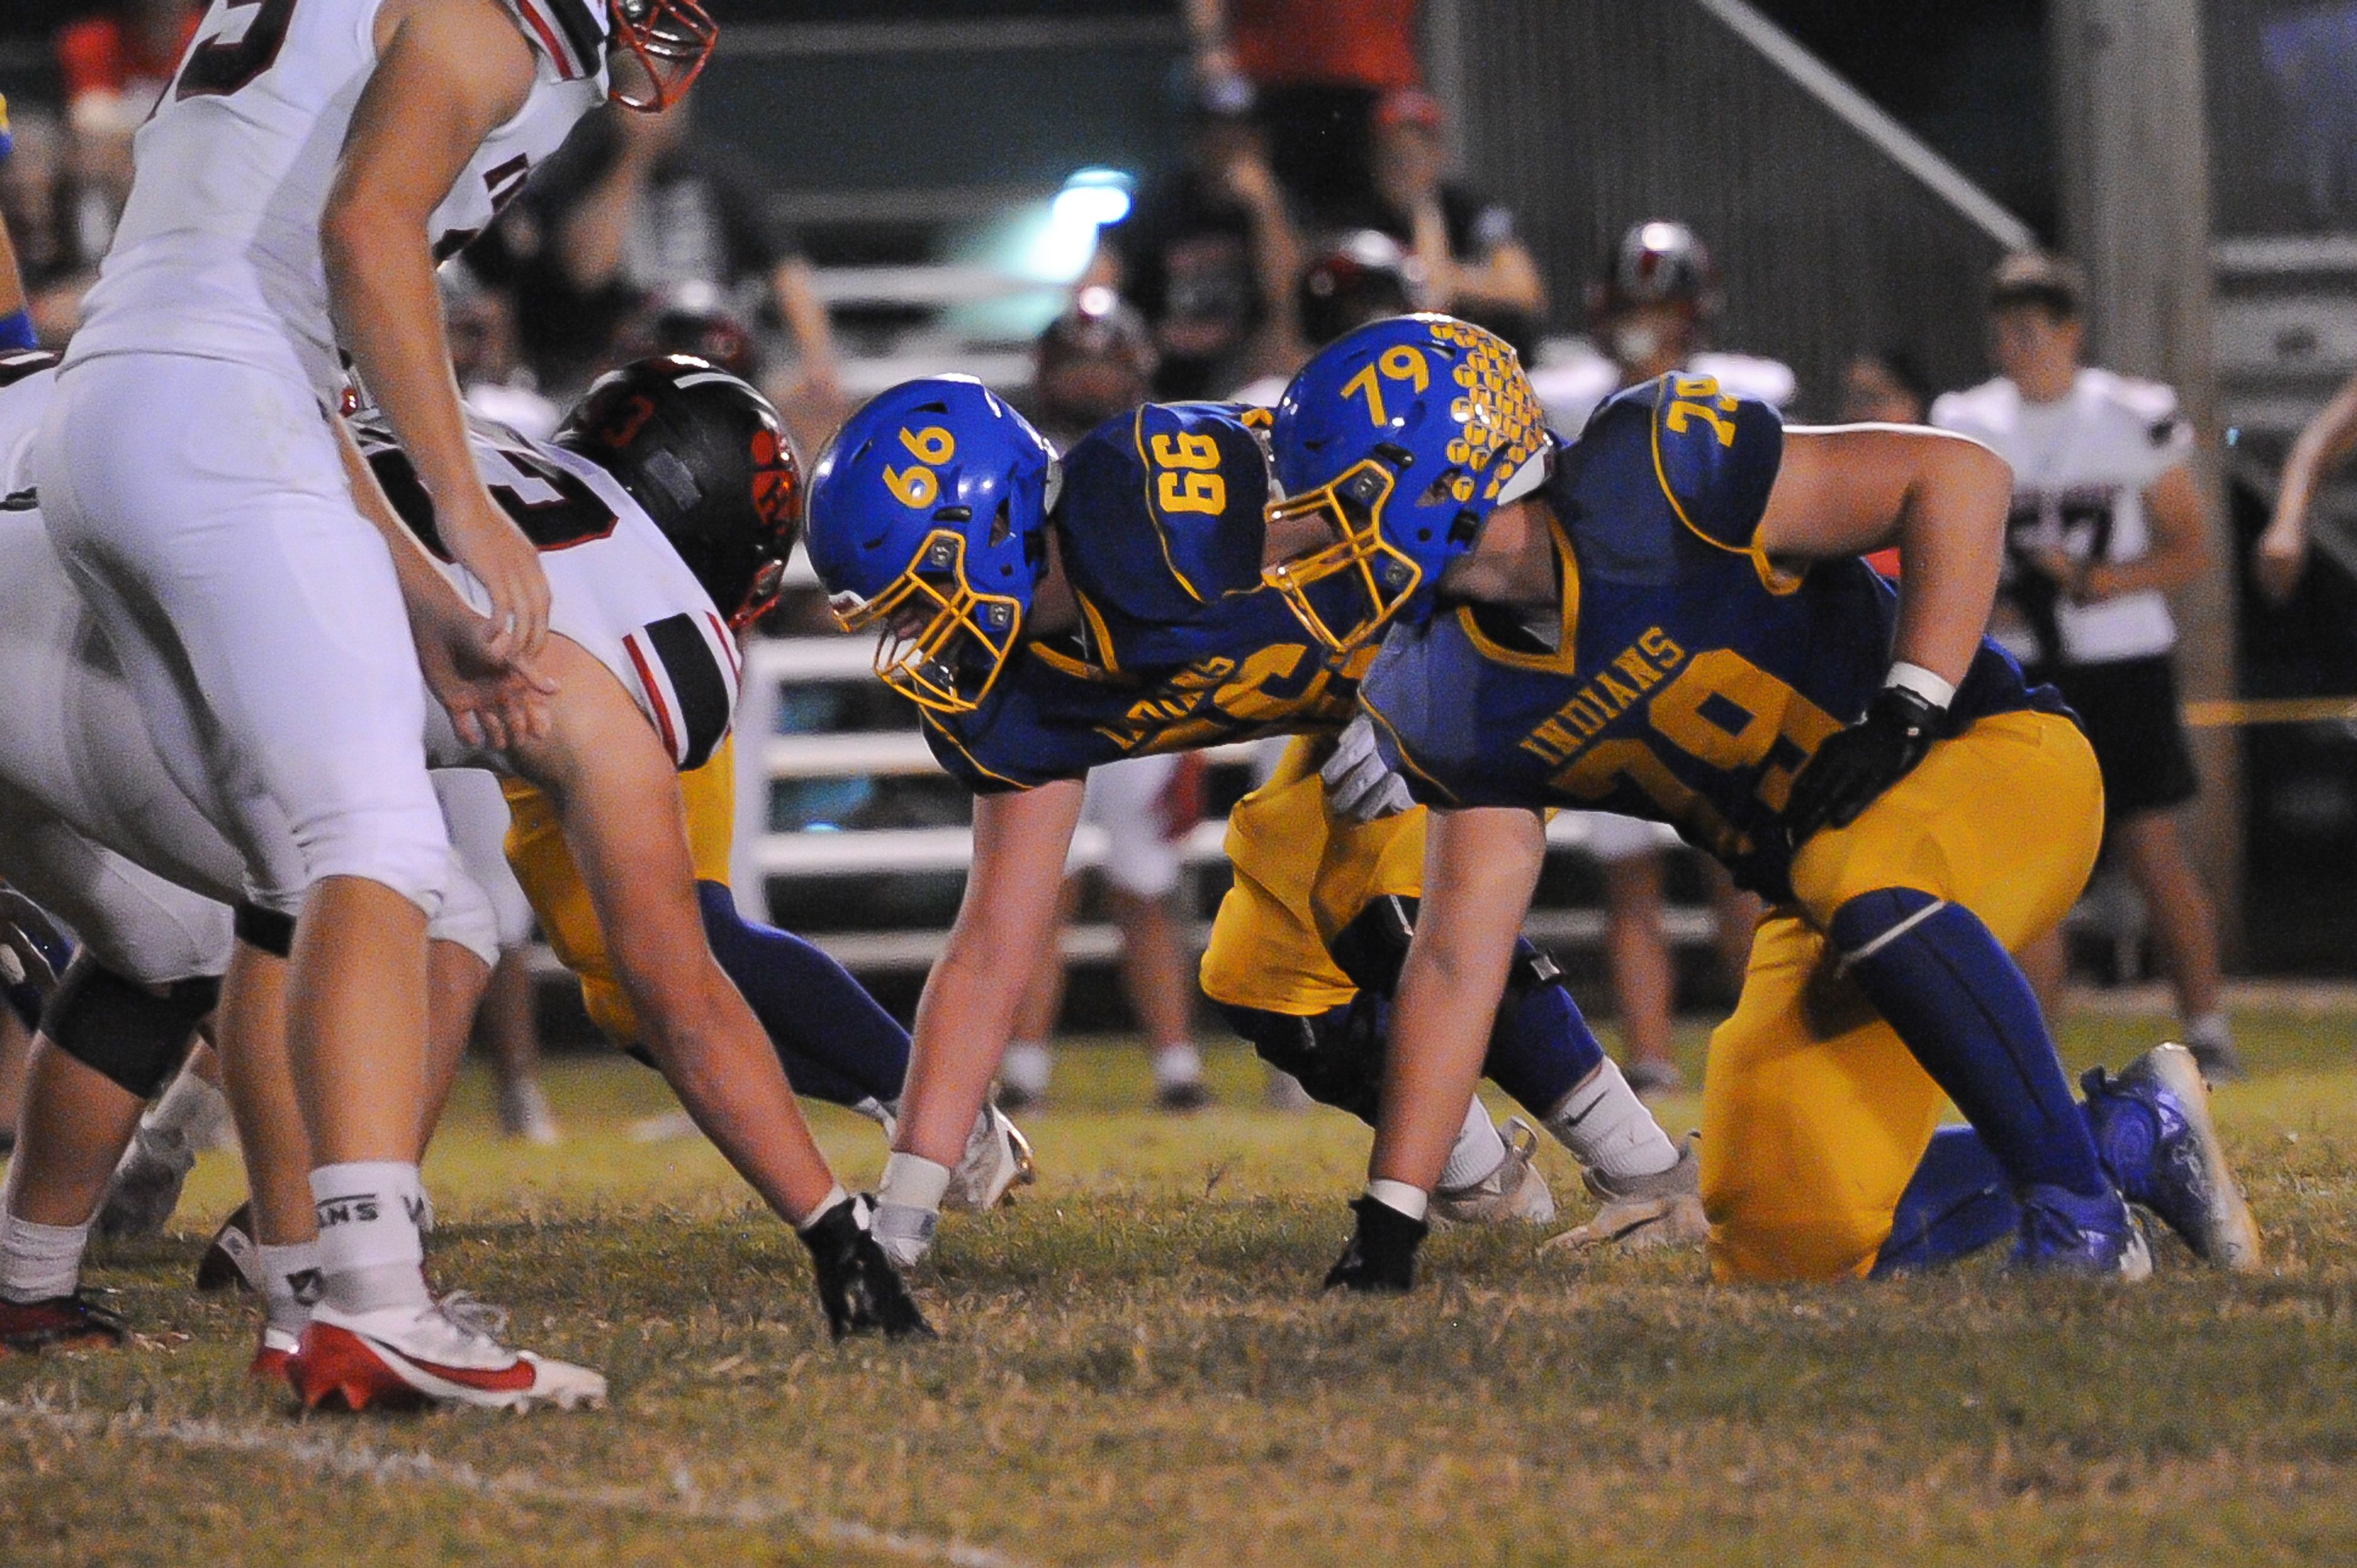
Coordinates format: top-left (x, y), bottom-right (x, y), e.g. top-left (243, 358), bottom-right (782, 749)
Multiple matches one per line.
top-left (0, 350), bottom-right (57, 492)
top-left (1931, 368), bottom-right (2193, 666)
top-left (1528, 341), bottom-right (1797, 435)
top-left (354, 413), bottom-right (745, 774)
top-left (66, 0), bottom-right (609, 401)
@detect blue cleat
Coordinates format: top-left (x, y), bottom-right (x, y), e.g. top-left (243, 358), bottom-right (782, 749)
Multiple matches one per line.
top-left (2082, 1043), bottom-right (2262, 1272)
top-left (2011, 1184), bottom-right (2152, 1280)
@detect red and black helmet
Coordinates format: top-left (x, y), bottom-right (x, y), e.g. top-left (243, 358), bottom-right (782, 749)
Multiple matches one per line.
top-left (556, 355), bottom-right (800, 628)
top-left (608, 0), bottom-right (718, 113)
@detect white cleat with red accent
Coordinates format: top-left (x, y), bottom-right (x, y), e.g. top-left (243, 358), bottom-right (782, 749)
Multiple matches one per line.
top-left (250, 1324), bottom-right (300, 1385)
top-left (287, 1295), bottom-right (606, 1413)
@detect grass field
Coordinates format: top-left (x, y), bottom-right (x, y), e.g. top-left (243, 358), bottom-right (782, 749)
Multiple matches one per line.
top-left (2, 1003), bottom-right (2353, 1567)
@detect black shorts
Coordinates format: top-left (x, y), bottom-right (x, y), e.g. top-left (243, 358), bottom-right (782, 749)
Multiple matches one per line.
top-left (2030, 654), bottom-right (2199, 824)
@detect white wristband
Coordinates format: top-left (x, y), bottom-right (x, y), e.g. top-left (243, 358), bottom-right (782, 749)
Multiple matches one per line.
top-left (1365, 1179), bottom-right (1430, 1222)
top-left (1885, 662), bottom-right (1956, 711)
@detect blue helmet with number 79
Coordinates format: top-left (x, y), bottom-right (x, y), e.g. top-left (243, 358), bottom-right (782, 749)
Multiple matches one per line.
top-left (1263, 314), bottom-right (1552, 652)
top-left (805, 376), bottom-right (1061, 716)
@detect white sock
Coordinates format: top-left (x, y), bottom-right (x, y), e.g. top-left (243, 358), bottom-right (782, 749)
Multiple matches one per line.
top-left (1436, 1099), bottom-right (1509, 1192)
top-left (1001, 1043), bottom-right (1053, 1098)
top-left (255, 1240), bottom-right (322, 1335)
top-left (1365, 1179), bottom-right (1430, 1222)
top-left (309, 1162), bottom-right (431, 1315)
top-left (1151, 1042), bottom-right (1204, 1090)
top-left (874, 1152), bottom-right (953, 1264)
top-left (0, 1208), bottom-right (88, 1303)
top-left (1547, 1059), bottom-right (1680, 1181)
top-left (2185, 1011), bottom-right (2232, 1051)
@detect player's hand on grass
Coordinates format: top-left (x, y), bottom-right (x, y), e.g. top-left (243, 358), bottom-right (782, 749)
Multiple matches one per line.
top-left (1323, 1194), bottom-right (1426, 1292)
top-left (800, 1195), bottom-right (936, 1342)
top-left (438, 489), bottom-right (554, 661)
top-left (1321, 715), bottom-right (1414, 824)
top-left (1782, 686), bottom-right (1943, 844)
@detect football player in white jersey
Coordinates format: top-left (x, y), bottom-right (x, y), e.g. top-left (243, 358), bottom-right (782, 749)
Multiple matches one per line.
top-left (1930, 253), bottom-right (2237, 1081)
top-left (0, 356), bottom-right (932, 1383)
top-left (1523, 220), bottom-right (1795, 1097)
top-left (25, 0), bottom-right (718, 1409)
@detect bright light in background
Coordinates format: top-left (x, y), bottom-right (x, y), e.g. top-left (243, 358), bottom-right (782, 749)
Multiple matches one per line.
top-left (1013, 168), bottom-right (1135, 284)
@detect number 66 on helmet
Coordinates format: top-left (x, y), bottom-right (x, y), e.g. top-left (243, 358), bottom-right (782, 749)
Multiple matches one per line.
top-left (804, 376), bottom-right (1061, 715)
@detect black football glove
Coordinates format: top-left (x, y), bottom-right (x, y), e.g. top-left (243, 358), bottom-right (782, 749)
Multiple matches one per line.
top-left (1322, 1195), bottom-right (1428, 1293)
top-left (1782, 684), bottom-right (1947, 844)
top-left (800, 1195), bottom-right (936, 1342)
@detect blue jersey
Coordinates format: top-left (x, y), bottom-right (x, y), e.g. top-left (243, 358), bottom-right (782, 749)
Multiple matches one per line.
top-left (922, 402), bottom-right (1379, 791)
top-left (1359, 374), bottom-right (2061, 899)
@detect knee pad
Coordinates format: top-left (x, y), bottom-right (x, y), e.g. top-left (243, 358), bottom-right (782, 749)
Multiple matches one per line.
top-left (1326, 894), bottom-right (1419, 997)
top-left (425, 854), bottom-right (500, 969)
top-left (1217, 1001), bottom-right (1384, 1122)
top-left (41, 952), bottom-right (220, 1099)
top-left (234, 901), bottom-right (296, 959)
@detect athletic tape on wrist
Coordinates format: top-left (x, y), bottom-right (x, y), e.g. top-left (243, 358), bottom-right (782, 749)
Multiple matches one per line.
top-left (1884, 662), bottom-right (1956, 711)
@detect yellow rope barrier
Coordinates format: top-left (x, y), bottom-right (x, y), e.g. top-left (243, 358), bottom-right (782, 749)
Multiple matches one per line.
top-left (2181, 697), bottom-right (2357, 728)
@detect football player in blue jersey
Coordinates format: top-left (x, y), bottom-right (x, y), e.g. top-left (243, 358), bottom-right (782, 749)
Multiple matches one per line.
top-left (1264, 315), bottom-right (2261, 1291)
top-left (804, 361), bottom-right (1705, 1269)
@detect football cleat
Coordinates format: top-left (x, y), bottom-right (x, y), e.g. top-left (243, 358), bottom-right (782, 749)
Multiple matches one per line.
top-left (2083, 1043), bottom-right (2261, 1272)
top-left (0, 1291), bottom-right (130, 1354)
top-left (1432, 1119), bottom-right (1557, 1225)
top-left (2011, 1184), bottom-right (2153, 1280)
top-left (1323, 1195), bottom-right (1428, 1293)
top-left (2186, 1036), bottom-right (2248, 1084)
top-left (942, 1103), bottom-right (1036, 1213)
top-left (195, 1202), bottom-right (261, 1294)
top-left (250, 1324), bottom-right (300, 1384)
top-left (287, 1296), bottom-right (608, 1413)
top-left (799, 1197), bottom-right (935, 1342)
top-left (1541, 1136), bottom-right (1709, 1254)
top-left (95, 1122), bottom-right (198, 1240)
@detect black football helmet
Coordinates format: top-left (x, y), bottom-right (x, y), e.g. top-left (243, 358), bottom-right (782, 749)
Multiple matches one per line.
top-left (556, 355), bottom-right (800, 628)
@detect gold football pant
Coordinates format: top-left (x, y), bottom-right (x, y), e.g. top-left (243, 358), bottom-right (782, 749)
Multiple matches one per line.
top-left (501, 734), bottom-right (740, 1048)
top-left (1699, 710), bottom-right (2103, 1281)
top-left (1198, 735), bottom-right (1426, 1015)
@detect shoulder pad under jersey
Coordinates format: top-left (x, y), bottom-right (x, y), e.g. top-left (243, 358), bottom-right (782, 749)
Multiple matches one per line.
top-left (1055, 401), bottom-right (1274, 627)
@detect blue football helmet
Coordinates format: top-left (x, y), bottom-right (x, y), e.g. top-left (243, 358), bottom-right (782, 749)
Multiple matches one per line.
top-left (805, 376), bottom-right (1059, 716)
top-left (1264, 314), bottom-right (1551, 651)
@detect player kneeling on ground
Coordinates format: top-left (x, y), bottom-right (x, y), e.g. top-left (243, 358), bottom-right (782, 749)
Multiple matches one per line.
top-left (802, 360), bottom-right (1700, 1273)
top-left (1261, 316), bottom-right (2260, 1291)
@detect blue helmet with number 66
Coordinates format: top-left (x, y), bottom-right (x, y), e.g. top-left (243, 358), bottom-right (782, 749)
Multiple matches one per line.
top-left (1264, 314), bottom-right (1552, 651)
top-left (805, 376), bottom-right (1061, 716)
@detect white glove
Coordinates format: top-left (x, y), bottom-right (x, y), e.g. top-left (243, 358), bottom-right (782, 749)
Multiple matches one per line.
top-left (1320, 714), bottom-right (1415, 823)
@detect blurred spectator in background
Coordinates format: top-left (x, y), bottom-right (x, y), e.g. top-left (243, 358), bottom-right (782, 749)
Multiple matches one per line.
top-left (2254, 357), bottom-right (2357, 601)
top-left (1228, 228), bottom-right (1420, 406)
top-left (1362, 88), bottom-right (1546, 352)
top-left (1840, 347), bottom-right (1932, 577)
top-left (0, 108), bottom-right (98, 346)
top-left (617, 279), bottom-right (762, 382)
top-left (1002, 293), bottom-right (1213, 1112)
top-left (1083, 74), bottom-right (1301, 402)
top-left (1932, 252), bottom-right (2239, 1081)
top-left (519, 96), bottom-right (844, 432)
top-left (55, 0), bottom-right (201, 253)
top-left (443, 270), bottom-right (560, 440)
top-left (1185, 0), bottom-right (1423, 227)
top-left (1528, 220), bottom-right (1795, 1097)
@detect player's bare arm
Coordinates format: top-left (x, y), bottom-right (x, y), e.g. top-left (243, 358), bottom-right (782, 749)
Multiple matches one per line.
top-left (1368, 805), bottom-right (1549, 1195)
top-left (325, 0), bottom-right (552, 660)
top-left (2258, 368), bottom-right (2357, 600)
top-left (505, 635), bottom-right (842, 1224)
top-left (329, 414), bottom-right (552, 752)
top-left (2089, 462), bottom-right (2210, 600)
top-left (896, 778), bottom-right (1086, 1171)
top-left (1756, 424), bottom-right (2014, 690)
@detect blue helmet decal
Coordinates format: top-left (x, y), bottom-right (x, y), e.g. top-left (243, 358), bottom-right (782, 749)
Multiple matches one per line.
top-left (1263, 314), bottom-right (1550, 651)
top-left (805, 376), bottom-right (1059, 714)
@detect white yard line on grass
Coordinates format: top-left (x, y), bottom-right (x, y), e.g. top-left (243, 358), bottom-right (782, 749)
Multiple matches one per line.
top-left (0, 1398), bottom-right (1063, 1568)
